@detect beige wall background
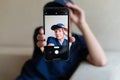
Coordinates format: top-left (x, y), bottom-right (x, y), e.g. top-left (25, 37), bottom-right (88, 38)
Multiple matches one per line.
top-left (0, 0), bottom-right (120, 51)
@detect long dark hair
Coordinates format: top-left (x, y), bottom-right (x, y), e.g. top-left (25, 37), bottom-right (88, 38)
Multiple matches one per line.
top-left (32, 26), bottom-right (43, 59)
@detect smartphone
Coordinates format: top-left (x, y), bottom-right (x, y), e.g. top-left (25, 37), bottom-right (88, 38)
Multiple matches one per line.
top-left (43, 7), bottom-right (69, 61)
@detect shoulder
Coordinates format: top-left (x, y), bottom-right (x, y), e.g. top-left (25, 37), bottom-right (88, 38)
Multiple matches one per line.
top-left (47, 36), bottom-right (56, 41)
top-left (47, 36), bottom-right (58, 44)
top-left (72, 33), bottom-right (84, 40)
top-left (72, 33), bottom-right (86, 45)
top-left (70, 33), bottom-right (89, 60)
top-left (72, 33), bottom-right (87, 50)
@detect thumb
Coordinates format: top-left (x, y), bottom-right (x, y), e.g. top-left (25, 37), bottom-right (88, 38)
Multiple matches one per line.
top-left (69, 33), bottom-right (75, 49)
top-left (69, 33), bottom-right (75, 43)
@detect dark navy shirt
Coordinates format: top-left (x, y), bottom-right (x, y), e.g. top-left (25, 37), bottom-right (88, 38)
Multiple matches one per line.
top-left (16, 27), bottom-right (89, 80)
top-left (47, 36), bottom-right (68, 46)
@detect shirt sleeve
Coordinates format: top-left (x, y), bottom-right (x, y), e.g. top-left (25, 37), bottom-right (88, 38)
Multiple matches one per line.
top-left (47, 36), bottom-right (55, 45)
top-left (72, 33), bottom-right (89, 61)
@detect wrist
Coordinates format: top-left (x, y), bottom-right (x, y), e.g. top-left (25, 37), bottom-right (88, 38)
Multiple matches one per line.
top-left (78, 20), bottom-right (87, 26)
top-left (78, 21), bottom-right (88, 32)
top-left (40, 47), bottom-right (44, 53)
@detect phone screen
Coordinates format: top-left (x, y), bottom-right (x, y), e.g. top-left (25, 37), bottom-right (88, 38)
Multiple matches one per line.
top-left (44, 7), bottom-right (69, 60)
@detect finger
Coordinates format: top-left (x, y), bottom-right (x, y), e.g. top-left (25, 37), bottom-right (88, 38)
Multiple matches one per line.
top-left (67, 2), bottom-right (85, 17)
top-left (39, 27), bottom-right (44, 34)
top-left (37, 41), bottom-right (46, 47)
top-left (37, 34), bottom-right (46, 41)
top-left (69, 33), bottom-right (75, 43)
top-left (69, 9), bottom-right (77, 23)
top-left (62, 27), bottom-right (68, 31)
top-left (66, 2), bottom-right (81, 12)
top-left (67, 2), bottom-right (85, 16)
top-left (40, 47), bottom-right (44, 52)
top-left (69, 36), bottom-right (75, 43)
top-left (62, 28), bottom-right (68, 36)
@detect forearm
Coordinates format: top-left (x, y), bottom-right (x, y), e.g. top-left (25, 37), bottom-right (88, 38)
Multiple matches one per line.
top-left (78, 22), bottom-right (107, 66)
top-left (66, 2), bottom-right (106, 66)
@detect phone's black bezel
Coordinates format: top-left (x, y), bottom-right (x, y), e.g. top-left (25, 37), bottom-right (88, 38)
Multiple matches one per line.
top-left (43, 7), bottom-right (69, 61)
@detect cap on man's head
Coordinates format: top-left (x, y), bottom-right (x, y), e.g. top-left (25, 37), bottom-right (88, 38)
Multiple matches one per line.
top-left (44, 0), bottom-right (73, 8)
top-left (54, 0), bottom-right (73, 6)
top-left (51, 23), bottom-right (65, 30)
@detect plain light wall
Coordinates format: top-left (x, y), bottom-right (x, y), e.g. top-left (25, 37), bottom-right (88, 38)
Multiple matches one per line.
top-left (75, 0), bottom-right (120, 51)
top-left (0, 0), bottom-right (120, 51)
top-left (0, 0), bottom-right (51, 47)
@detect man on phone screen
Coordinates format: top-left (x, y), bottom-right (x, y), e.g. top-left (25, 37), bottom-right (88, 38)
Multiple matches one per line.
top-left (47, 23), bottom-right (68, 46)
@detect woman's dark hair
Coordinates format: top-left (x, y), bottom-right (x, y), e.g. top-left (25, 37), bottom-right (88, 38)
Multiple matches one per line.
top-left (32, 26), bottom-right (43, 59)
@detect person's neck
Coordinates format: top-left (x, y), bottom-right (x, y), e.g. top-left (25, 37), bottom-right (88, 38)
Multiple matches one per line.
top-left (58, 38), bottom-right (64, 45)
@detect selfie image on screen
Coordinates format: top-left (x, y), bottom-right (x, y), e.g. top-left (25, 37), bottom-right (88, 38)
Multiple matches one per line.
top-left (45, 15), bottom-right (68, 47)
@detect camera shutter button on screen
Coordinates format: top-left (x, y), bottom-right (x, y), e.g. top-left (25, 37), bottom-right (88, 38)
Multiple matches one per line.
top-left (55, 50), bottom-right (59, 54)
